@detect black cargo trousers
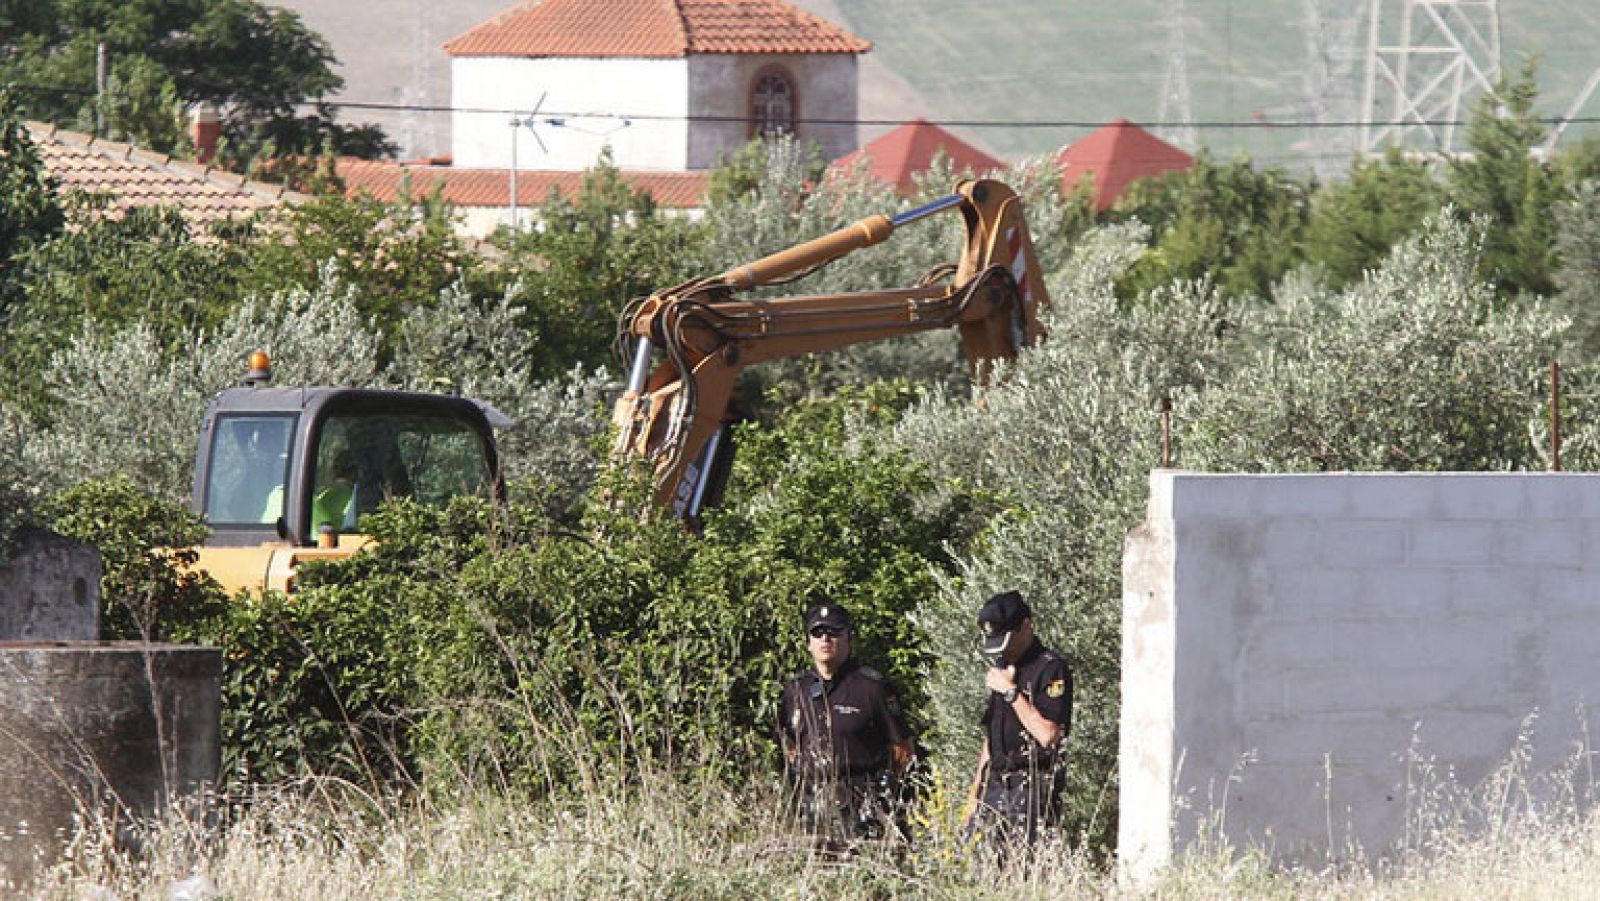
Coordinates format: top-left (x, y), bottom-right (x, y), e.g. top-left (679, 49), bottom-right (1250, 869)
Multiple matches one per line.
top-left (968, 761), bottom-right (1061, 852)
top-left (792, 768), bottom-right (901, 841)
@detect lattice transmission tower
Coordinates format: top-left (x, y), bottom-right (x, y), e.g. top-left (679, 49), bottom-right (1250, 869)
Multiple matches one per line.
top-left (1359, 0), bottom-right (1501, 157)
top-left (1301, 0), bottom-right (1365, 177)
top-left (1156, 0), bottom-right (1196, 151)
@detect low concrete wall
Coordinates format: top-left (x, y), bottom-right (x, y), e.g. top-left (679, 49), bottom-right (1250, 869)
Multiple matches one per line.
top-left (0, 643), bottom-right (220, 890)
top-left (1121, 471), bottom-right (1600, 878)
top-left (0, 528), bottom-right (100, 641)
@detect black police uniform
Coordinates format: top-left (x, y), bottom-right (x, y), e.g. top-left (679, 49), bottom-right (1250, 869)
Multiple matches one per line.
top-left (779, 659), bottom-right (911, 839)
top-left (974, 639), bottom-right (1072, 849)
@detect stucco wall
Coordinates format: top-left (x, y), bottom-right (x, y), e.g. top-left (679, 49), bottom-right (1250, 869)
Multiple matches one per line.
top-left (1121, 471), bottom-right (1600, 878)
top-left (451, 57), bottom-right (690, 170)
top-left (687, 54), bottom-right (858, 168)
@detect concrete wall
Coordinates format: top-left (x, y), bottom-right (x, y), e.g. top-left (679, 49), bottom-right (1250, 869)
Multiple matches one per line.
top-left (451, 57), bottom-right (690, 170)
top-left (1121, 471), bottom-right (1600, 878)
top-left (0, 643), bottom-right (220, 890)
top-left (0, 528), bottom-right (100, 641)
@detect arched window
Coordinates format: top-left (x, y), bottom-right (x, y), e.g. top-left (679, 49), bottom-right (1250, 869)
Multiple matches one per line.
top-left (749, 67), bottom-right (797, 138)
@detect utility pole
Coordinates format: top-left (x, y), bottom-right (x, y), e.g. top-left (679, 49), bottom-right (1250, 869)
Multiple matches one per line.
top-left (95, 42), bottom-right (108, 138)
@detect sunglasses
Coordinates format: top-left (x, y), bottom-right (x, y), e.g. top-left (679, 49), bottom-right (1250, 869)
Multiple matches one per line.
top-left (809, 626), bottom-right (846, 639)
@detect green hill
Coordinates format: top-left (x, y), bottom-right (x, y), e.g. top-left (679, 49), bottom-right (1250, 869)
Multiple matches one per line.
top-left (807, 0), bottom-right (1600, 173)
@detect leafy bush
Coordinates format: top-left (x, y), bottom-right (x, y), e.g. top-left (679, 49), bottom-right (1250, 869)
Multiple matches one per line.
top-left (1183, 213), bottom-right (1563, 472)
top-left (40, 476), bottom-right (227, 641)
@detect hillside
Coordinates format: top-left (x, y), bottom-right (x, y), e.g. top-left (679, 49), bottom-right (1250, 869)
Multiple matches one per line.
top-left (797, 0), bottom-right (1600, 174)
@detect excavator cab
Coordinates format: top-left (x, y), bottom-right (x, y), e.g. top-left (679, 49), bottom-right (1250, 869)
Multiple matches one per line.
top-left (188, 353), bottom-right (504, 592)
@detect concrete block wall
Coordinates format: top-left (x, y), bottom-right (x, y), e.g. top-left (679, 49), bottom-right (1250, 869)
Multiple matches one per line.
top-left (1120, 471), bottom-right (1600, 878)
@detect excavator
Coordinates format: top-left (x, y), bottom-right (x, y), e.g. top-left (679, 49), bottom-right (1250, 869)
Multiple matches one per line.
top-left (187, 178), bottom-right (1045, 591)
top-left (609, 177), bottom-right (1049, 523)
top-left (186, 352), bottom-right (506, 593)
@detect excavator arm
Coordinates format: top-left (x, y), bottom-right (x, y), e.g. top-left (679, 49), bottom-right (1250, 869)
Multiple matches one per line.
top-left (610, 178), bottom-right (1050, 520)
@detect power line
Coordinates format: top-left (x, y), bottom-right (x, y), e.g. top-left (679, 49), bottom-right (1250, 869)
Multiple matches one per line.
top-left (10, 82), bottom-right (1600, 131)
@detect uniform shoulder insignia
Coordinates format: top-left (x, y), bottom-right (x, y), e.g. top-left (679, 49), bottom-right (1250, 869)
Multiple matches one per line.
top-left (1046, 678), bottom-right (1067, 698)
top-left (857, 666), bottom-right (884, 681)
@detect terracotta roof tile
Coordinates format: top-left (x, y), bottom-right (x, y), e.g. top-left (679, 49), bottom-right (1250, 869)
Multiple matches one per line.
top-left (26, 122), bottom-right (307, 227)
top-left (1055, 119), bottom-right (1194, 211)
top-left (445, 0), bottom-right (869, 58)
top-left (337, 158), bottom-right (710, 209)
top-left (831, 118), bottom-right (1004, 195)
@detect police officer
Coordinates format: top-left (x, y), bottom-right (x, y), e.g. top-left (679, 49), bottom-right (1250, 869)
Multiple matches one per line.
top-left (965, 589), bottom-right (1072, 853)
top-left (778, 602), bottom-right (913, 842)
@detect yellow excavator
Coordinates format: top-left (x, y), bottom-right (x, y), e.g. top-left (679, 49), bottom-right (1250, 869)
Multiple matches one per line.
top-left (190, 178), bottom-right (1046, 590)
top-left (186, 352), bottom-right (505, 593)
top-left (609, 178), bottom-right (1049, 523)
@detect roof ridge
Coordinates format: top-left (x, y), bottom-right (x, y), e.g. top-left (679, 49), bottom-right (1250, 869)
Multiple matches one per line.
top-left (664, 0), bottom-right (690, 53)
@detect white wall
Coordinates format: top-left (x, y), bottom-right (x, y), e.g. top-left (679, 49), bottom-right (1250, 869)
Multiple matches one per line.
top-left (1121, 471), bottom-right (1600, 879)
top-left (451, 57), bottom-right (690, 170)
top-left (687, 54), bottom-right (858, 168)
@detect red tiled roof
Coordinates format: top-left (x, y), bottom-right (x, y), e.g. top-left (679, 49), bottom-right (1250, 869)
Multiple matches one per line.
top-left (1055, 119), bottom-right (1194, 211)
top-left (338, 158), bottom-right (710, 209)
top-left (831, 118), bottom-right (1004, 195)
top-left (26, 121), bottom-right (306, 226)
top-left (445, 0), bottom-right (870, 58)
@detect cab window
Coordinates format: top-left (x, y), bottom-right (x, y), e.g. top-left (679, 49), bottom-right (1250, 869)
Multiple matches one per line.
top-left (311, 412), bottom-right (493, 533)
top-left (205, 415), bottom-right (294, 525)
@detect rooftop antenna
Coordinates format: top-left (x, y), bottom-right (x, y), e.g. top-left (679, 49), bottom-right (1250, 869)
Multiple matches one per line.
top-left (1156, 0), bottom-right (1197, 151)
top-left (508, 92), bottom-right (549, 230)
top-left (1360, 0), bottom-right (1501, 158)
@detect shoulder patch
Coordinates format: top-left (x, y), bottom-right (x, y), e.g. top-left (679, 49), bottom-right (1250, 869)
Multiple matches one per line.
top-left (1046, 678), bottom-right (1067, 698)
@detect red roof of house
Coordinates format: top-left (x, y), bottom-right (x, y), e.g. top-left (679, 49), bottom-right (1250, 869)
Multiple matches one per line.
top-left (831, 118), bottom-right (1004, 195)
top-left (26, 121), bottom-right (307, 226)
top-left (445, 0), bottom-right (870, 58)
top-left (1055, 119), bottom-right (1193, 211)
top-left (338, 158), bottom-right (710, 209)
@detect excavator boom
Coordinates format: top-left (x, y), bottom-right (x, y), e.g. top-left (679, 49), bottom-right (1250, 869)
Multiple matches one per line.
top-left (610, 179), bottom-right (1050, 521)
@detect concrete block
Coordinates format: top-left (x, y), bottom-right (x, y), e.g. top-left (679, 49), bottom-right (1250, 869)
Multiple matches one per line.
top-left (1535, 569), bottom-right (1600, 614)
top-left (1344, 474), bottom-right (1439, 519)
top-left (1242, 713), bottom-right (1418, 765)
top-left (1268, 566), bottom-right (1363, 617)
top-left (1433, 475), bottom-right (1529, 520)
top-left (1523, 475), bottom-right (1600, 518)
top-left (1170, 474), bottom-right (1256, 519)
top-left (1321, 522), bottom-right (1409, 567)
top-left (1408, 522), bottom-right (1496, 566)
top-left (1355, 568), bottom-right (1456, 618)
top-left (1251, 476), bottom-right (1349, 519)
top-left (1495, 521), bottom-right (1584, 568)
top-left (1281, 662), bottom-right (1510, 717)
top-left (1260, 520), bottom-right (1324, 567)
top-left (1447, 568), bottom-right (1534, 615)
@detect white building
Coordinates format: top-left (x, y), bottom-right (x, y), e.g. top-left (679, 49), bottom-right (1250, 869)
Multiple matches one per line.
top-left (444, 0), bottom-right (870, 172)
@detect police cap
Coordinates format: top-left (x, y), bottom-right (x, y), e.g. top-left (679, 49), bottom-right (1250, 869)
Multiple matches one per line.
top-left (804, 602), bottom-right (852, 635)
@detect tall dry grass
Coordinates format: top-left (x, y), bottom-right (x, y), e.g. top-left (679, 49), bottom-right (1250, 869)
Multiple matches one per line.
top-left (25, 730), bottom-right (1600, 900)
